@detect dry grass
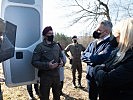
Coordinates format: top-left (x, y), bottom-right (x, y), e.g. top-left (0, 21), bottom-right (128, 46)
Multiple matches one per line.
top-left (0, 61), bottom-right (89, 100)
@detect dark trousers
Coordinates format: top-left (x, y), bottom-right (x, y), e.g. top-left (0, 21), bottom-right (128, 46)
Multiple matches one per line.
top-left (88, 79), bottom-right (98, 100)
top-left (71, 60), bottom-right (82, 85)
top-left (0, 83), bottom-right (3, 100)
top-left (98, 87), bottom-right (133, 100)
top-left (40, 74), bottom-right (60, 100)
top-left (60, 81), bottom-right (64, 95)
top-left (27, 83), bottom-right (39, 97)
top-left (98, 87), bottom-right (115, 100)
top-left (60, 81), bottom-right (63, 92)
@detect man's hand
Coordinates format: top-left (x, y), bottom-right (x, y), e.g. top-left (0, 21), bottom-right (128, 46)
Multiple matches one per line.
top-left (49, 60), bottom-right (59, 69)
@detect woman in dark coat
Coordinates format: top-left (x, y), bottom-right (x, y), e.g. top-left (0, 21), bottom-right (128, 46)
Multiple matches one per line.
top-left (93, 18), bottom-right (133, 100)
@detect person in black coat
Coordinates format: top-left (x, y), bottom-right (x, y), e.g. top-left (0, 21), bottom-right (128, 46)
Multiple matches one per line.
top-left (93, 18), bottom-right (133, 100)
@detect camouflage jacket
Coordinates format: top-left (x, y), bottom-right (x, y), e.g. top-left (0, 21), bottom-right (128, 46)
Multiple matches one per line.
top-left (64, 43), bottom-right (85, 60)
top-left (31, 39), bottom-right (63, 77)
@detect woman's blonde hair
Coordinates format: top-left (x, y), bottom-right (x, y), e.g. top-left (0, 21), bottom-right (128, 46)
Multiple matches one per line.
top-left (113, 18), bottom-right (133, 63)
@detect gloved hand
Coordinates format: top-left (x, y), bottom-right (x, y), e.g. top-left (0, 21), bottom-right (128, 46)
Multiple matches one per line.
top-left (93, 64), bottom-right (105, 78)
top-left (94, 70), bottom-right (107, 86)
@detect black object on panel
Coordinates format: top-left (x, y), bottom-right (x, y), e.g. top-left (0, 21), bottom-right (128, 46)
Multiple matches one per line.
top-left (0, 21), bottom-right (17, 62)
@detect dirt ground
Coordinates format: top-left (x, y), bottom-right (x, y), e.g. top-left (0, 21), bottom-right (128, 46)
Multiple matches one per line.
top-left (0, 62), bottom-right (89, 100)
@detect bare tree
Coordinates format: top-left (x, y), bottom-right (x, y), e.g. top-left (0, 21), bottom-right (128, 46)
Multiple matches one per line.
top-left (110, 0), bottom-right (133, 23)
top-left (61, 0), bottom-right (133, 34)
top-left (65, 0), bottom-right (111, 28)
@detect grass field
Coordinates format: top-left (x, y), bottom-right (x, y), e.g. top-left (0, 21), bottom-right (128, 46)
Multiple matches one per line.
top-left (0, 61), bottom-right (89, 100)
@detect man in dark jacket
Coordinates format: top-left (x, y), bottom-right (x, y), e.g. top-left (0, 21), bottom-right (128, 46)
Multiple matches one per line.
top-left (81, 20), bottom-right (114, 100)
top-left (64, 35), bottom-right (85, 88)
top-left (31, 26), bottom-right (63, 100)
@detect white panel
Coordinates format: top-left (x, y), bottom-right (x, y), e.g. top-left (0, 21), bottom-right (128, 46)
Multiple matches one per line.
top-left (8, 0), bottom-right (35, 5)
top-left (5, 6), bottom-right (40, 48)
top-left (1, 0), bottom-right (43, 87)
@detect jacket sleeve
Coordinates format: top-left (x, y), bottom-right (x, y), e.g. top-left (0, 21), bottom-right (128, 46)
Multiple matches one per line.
top-left (81, 44), bottom-right (86, 52)
top-left (94, 59), bottom-right (133, 88)
top-left (90, 36), bottom-right (118, 65)
top-left (81, 43), bottom-right (92, 63)
top-left (31, 44), bottom-right (49, 70)
top-left (62, 51), bottom-right (67, 64)
top-left (90, 44), bottom-right (114, 65)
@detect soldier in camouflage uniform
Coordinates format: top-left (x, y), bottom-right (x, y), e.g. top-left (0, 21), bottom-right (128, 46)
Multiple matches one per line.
top-left (31, 26), bottom-right (63, 100)
top-left (64, 35), bottom-right (85, 88)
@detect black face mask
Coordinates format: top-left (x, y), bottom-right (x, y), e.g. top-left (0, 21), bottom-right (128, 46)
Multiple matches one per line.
top-left (47, 35), bottom-right (54, 42)
top-left (73, 40), bottom-right (77, 43)
top-left (93, 31), bottom-right (101, 39)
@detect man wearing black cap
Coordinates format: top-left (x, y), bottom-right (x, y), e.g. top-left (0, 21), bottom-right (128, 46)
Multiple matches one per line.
top-left (31, 26), bottom-right (63, 100)
top-left (64, 35), bottom-right (85, 88)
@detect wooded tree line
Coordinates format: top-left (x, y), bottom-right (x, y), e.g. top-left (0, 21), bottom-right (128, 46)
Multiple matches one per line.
top-left (54, 33), bottom-right (93, 49)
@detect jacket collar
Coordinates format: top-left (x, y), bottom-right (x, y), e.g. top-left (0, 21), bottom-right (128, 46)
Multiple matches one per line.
top-left (43, 39), bottom-right (56, 47)
top-left (121, 48), bottom-right (133, 62)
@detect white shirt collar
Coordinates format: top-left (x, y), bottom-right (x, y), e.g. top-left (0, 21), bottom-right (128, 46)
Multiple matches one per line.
top-left (97, 34), bottom-right (110, 44)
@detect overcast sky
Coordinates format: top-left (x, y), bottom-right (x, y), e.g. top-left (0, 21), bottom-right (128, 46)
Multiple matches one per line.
top-left (0, 0), bottom-right (132, 36)
top-left (0, 0), bottom-right (87, 36)
top-left (43, 0), bottom-right (86, 36)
